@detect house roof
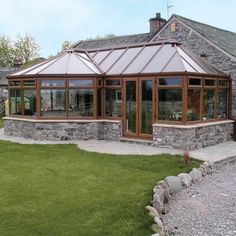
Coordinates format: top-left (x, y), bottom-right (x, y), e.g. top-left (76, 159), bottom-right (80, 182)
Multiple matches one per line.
top-left (0, 68), bottom-right (14, 86)
top-left (163, 14), bottom-right (236, 58)
top-left (73, 32), bottom-right (155, 50)
top-left (9, 42), bottom-right (226, 78)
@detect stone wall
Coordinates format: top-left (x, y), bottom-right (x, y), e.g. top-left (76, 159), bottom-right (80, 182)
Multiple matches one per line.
top-left (4, 118), bottom-right (122, 141)
top-left (156, 18), bottom-right (236, 118)
top-left (153, 120), bottom-right (234, 150)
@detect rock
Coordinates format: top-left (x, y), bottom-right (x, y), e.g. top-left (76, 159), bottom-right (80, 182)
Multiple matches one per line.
top-left (151, 233), bottom-right (161, 236)
top-left (154, 216), bottom-right (164, 231)
top-left (146, 205), bottom-right (160, 218)
top-left (203, 161), bottom-right (214, 174)
top-left (153, 188), bottom-right (165, 204)
top-left (156, 180), bottom-right (170, 203)
top-left (151, 223), bottom-right (163, 233)
top-left (165, 176), bottom-right (183, 194)
top-left (178, 173), bottom-right (192, 187)
top-left (153, 194), bottom-right (164, 214)
top-left (199, 165), bottom-right (208, 176)
top-left (189, 168), bottom-right (202, 182)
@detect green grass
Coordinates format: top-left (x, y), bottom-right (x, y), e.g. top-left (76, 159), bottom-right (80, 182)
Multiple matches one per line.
top-left (0, 117), bottom-right (3, 128)
top-left (0, 140), bottom-right (200, 236)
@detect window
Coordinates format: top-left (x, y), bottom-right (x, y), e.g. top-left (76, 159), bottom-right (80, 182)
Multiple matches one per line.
top-left (217, 90), bottom-right (228, 118)
top-left (40, 90), bottom-right (66, 117)
top-left (23, 90), bottom-right (36, 116)
top-left (105, 89), bottom-right (122, 117)
top-left (203, 90), bottom-right (215, 120)
top-left (10, 89), bottom-right (22, 115)
top-left (205, 79), bottom-right (216, 87)
top-left (159, 77), bottom-right (182, 86)
top-left (189, 78), bottom-right (201, 86)
top-left (68, 79), bottom-right (93, 87)
top-left (97, 89), bottom-right (102, 117)
top-left (41, 80), bottom-right (65, 87)
top-left (105, 79), bottom-right (121, 86)
top-left (68, 89), bottom-right (93, 117)
top-left (158, 89), bottom-right (182, 121)
top-left (187, 89), bottom-right (201, 121)
top-left (23, 80), bottom-right (35, 87)
top-left (9, 81), bottom-right (21, 87)
top-left (219, 80), bottom-right (228, 87)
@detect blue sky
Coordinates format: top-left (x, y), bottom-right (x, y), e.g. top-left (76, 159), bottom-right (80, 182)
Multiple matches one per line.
top-left (0, 0), bottom-right (235, 57)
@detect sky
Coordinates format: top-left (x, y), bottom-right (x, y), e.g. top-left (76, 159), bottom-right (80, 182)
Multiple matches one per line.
top-left (0, 0), bottom-right (235, 57)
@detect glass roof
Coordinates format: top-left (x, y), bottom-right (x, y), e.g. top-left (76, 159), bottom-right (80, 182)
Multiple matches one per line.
top-left (11, 42), bottom-right (226, 77)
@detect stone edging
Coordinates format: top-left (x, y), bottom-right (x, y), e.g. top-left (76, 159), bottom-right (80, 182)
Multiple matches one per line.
top-left (145, 161), bottom-right (214, 236)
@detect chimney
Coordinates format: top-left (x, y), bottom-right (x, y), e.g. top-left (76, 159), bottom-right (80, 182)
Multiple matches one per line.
top-left (149, 13), bottom-right (167, 33)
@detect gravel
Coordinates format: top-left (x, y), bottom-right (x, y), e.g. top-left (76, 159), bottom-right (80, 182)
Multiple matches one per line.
top-left (162, 161), bottom-right (236, 236)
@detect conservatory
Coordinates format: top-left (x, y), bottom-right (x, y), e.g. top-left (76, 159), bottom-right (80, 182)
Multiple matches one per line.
top-left (4, 41), bottom-right (233, 149)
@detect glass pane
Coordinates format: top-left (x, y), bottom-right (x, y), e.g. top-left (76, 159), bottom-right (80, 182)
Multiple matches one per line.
top-left (159, 78), bottom-right (182, 86)
top-left (41, 80), bottom-right (65, 87)
top-left (68, 89), bottom-right (93, 117)
top-left (187, 89), bottom-right (200, 121)
top-left (40, 90), bottom-right (66, 117)
top-left (189, 78), bottom-right (201, 86)
top-left (141, 80), bottom-right (153, 134)
top-left (158, 89), bottom-right (182, 121)
top-left (203, 90), bottom-right (215, 120)
top-left (10, 89), bottom-right (22, 115)
top-left (98, 79), bottom-right (102, 87)
top-left (105, 89), bottom-right (122, 117)
top-left (23, 80), bottom-right (35, 86)
top-left (219, 80), bottom-right (228, 87)
top-left (217, 90), bottom-right (227, 118)
top-left (205, 79), bottom-right (215, 86)
top-left (9, 81), bottom-right (20, 86)
top-left (69, 79), bottom-right (93, 87)
top-left (126, 81), bottom-right (136, 133)
top-left (105, 79), bottom-right (121, 86)
top-left (97, 89), bottom-right (102, 117)
top-left (23, 90), bottom-right (37, 116)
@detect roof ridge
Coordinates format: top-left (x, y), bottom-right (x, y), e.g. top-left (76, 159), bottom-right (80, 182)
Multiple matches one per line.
top-left (173, 14), bottom-right (236, 35)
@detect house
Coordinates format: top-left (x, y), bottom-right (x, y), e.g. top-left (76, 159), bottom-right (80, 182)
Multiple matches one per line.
top-left (4, 13), bottom-right (235, 150)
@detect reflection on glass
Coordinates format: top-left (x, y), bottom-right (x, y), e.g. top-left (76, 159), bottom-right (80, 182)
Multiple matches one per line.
top-left (217, 90), bottom-right (227, 118)
top-left (97, 89), bottom-right (102, 116)
top-left (203, 90), bottom-right (215, 120)
top-left (23, 80), bottom-right (35, 86)
top-left (10, 89), bottom-right (22, 115)
top-left (68, 79), bottom-right (93, 87)
top-left (105, 89), bottom-right (122, 117)
top-left (41, 80), bottom-right (65, 87)
top-left (126, 81), bottom-right (136, 133)
top-left (158, 89), bottom-right (182, 121)
top-left (219, 80), bottom-right (228, 87)
top-left (9, 81), bottom-right (20, 86)
top-left (187, 89), bottom-right (200, 121)
top-left (141, 80), bottom-right (153, 134)
top-left (68, 89), bottom-right (93, 117)
top-left (159, 78), bottom-right (182, 86)
top-left (40, 90), bottom-right (65, 117)
top-left (23, 90), bottom-right (36, 116)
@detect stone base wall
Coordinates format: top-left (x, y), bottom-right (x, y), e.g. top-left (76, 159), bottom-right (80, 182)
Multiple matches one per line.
top-left (3, 118), bottom-right (122, 141)
top-left (153, 120), bottom-right (234, 150)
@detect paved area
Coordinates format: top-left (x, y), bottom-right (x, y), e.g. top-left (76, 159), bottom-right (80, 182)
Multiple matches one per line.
top-left (163, 161), bottom-right (236, 236)
top-left (1, 128), bottom-right (236, 162)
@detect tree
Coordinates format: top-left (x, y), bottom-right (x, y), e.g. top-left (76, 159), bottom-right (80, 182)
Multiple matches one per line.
top-left (14, 34), bottom-right (40, 64)
top-left (0, 36), bottom-right (15, 67)
top-left (61, 40), bottom-right (74, 51)
top-left (86, 34), bottom-right (116, 40)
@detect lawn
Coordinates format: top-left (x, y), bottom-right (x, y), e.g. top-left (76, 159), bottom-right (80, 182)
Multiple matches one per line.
top-left (0, 140), bottom-right (200, 236)
top-left (0, 117), bottom-right (3, 128)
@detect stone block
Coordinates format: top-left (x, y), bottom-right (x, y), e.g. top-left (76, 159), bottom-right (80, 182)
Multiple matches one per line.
top-left (189, 168), bottom-right (202, 182)
top-left (177, 173), bottom-right (192, 187)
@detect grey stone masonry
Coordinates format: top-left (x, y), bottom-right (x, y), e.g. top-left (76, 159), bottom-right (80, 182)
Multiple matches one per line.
top-left (3, 118), bottom-right (122, 141)
top-left (155, 17), bottom-right (236, 117)
top-left (153, 120), bottom-right (234, 150)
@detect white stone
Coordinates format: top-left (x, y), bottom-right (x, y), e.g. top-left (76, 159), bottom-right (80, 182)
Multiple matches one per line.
top-left (145, 205), bottom-right (160, 218)
top-left (178, 173), bottom-right (192, 187)
top-left (154, 216), bottom-right (164, 231)
top-left (189, 168), bottom-right (202, 182)
top-left (165, 176), bottom-right (183, 194)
